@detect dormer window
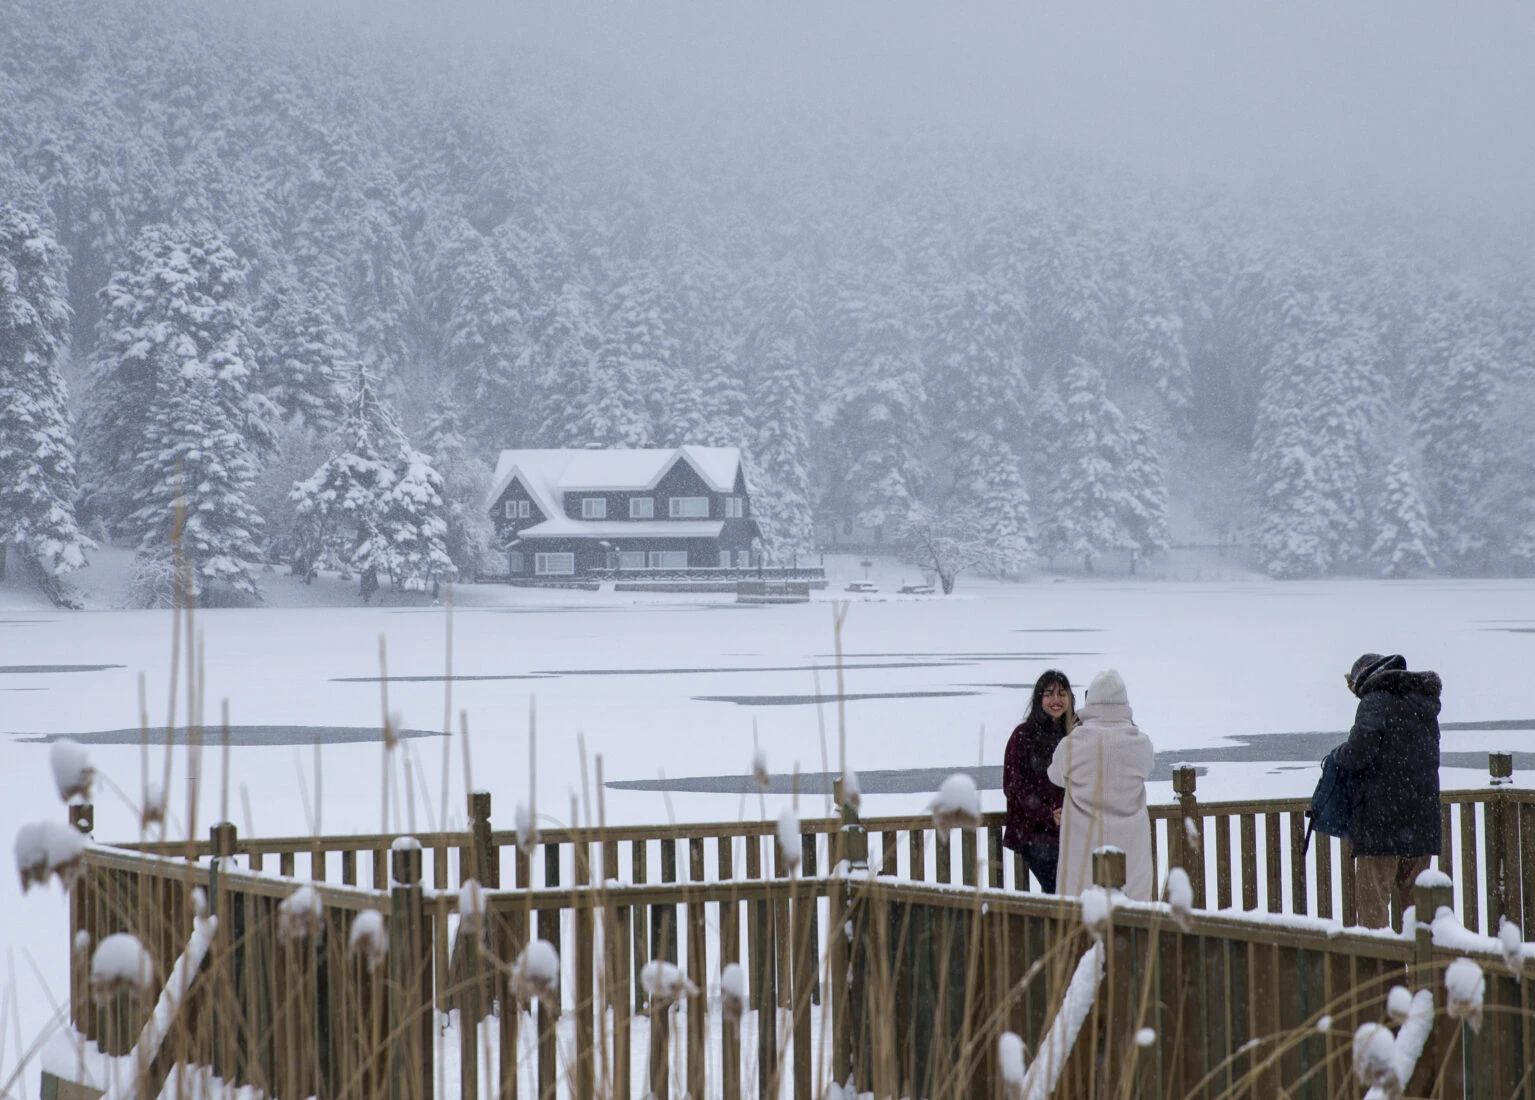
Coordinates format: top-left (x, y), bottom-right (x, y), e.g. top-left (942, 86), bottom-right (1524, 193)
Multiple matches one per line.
top-left (582, 497), bottom-right (607, 519)
top-left (669, 496), bottom-right (709, 518)
top-left (630, 497), bottom-right (655, 519)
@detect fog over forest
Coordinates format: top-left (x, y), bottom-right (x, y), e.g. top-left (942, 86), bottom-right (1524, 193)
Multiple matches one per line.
top-left (2, 0), bottom-right (1533, 600)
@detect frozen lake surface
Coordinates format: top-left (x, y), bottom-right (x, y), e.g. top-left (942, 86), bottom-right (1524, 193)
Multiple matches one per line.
top-left (3, 576), bottom-right (1533, 838)
top-left (1, 574), bottom-right (1533, 1042)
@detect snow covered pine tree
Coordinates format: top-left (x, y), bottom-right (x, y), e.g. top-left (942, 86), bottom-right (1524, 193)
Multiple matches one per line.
top-left (0, 204), bottom-right (90, 599)
top-left (86, 223), bottom-right (274, 601)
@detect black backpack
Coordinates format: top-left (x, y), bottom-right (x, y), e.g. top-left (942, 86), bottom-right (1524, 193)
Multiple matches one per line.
top-left (1303, 749), bottom-right (1352, 855)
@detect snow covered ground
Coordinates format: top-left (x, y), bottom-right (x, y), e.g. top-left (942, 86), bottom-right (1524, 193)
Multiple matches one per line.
top-left (3, 568), bottom-right (1533, 1084)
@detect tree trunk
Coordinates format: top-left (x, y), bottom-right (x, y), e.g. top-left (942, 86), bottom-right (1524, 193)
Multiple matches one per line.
top-left (940, 571), bottom-right (956, 595)
top-left (1128, 548), bottom-right (1137, 575)
top-left (1084, 554), bottom-right (1093, 573)
top-left (0, 542), bottom-right (7, 582)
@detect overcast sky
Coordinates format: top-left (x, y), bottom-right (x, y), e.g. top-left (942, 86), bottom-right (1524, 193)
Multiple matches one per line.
top-left (440, 1), bottom-right (1535, 221)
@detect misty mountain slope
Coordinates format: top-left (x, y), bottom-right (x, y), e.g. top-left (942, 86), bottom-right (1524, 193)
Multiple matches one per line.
top-left (0, 0), bottom-right (1531, 594)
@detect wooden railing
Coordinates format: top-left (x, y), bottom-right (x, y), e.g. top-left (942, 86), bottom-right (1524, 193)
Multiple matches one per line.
top-left (118, 751), bottom-right (1533, 936)
top-left (71, 813), bottom-right (1534, 1100)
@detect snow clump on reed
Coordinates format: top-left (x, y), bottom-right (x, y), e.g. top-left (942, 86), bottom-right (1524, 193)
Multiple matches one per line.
top-left (90, 933), bottom-right (155, 1004)
top-left (641, 959), bottom-right (697, 1006)
top-left (15, 819), bottom-right (86, 891)
top-left (277, 884), bottom-right (324, 944)
top-left (509, 939), bottom-right (559, 1005)
top-left (776, 809), bottom-right (802, 875)
top-left (50, 739), bottom-right (94, 803)
top-left (929, 773), bottom-right (981, 831)
top-left (349, 910), bottom-right (388, 971)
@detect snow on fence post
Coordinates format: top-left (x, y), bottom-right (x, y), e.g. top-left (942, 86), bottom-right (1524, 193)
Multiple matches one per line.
top-left (1170, 765), bottom-right (1205, 908)
top-left (1092, 847), bottom-right (1126, 892)
top-left (1410, 870), bottom-right (1457, 1097)
top-left (388, 840), bottom-right (431, 1100)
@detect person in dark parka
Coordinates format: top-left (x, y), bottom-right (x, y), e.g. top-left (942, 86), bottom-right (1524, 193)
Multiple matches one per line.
top-left (1334, 652), bottom-right (1442, 929)
top-left (1002, 670), bottom-right (1075, 892)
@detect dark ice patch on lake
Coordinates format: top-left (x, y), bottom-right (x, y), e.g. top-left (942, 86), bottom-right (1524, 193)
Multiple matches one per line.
top-left (1011, 628), bottom-right (1103, 633)
top-left (333, 674), bottom-right (553, 683)
top-left (613, 719), bottom-right (1535, 793)
top-left (695, 690), bottom-right (981, 706)
top-left (540, 661), bottom-right (958, 676)
top-left (812, 652), bottom-right (1099, 661)
top-left (333, 661), bottom-right (967, 682)
top-left (13, 726), bottom-right (440, 746)
top-left (0, 664), bottom-right (124, 674)
top-left (612, 763), bottom-right (1192, 794)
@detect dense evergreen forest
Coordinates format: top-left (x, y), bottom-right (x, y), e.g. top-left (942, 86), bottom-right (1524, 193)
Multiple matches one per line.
top-left (1, 0), bottom-right (1532, 602)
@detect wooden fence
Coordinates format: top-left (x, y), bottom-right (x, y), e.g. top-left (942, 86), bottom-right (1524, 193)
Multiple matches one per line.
top-left (118, 751), bottom-right (1534, 936)
top-left (67, 753), bottom-right (1535, 1100)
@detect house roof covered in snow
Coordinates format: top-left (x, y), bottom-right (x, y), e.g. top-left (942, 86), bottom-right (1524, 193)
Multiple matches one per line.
top-left (484, 446), bottom-right (745, 518)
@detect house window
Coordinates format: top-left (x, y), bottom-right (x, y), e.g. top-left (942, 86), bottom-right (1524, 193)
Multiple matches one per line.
top-left (507, 551), bottom-right (525, 573)
top-left (725, 496), bottom-right (744, 518)
top-left (582, 497), bottom-right (607, 519)
top-left (506, 499), bottom-right (530, 519)
top-left (669, 496), bottom-right (709, 518)
top-left (618, 551), bottom-right (646, 570)
top-left (736, 550), bottom-right (750, 568)
top-left (629, 497), bottom-right (654, 519)
top-left (719, 550), bottom-right (731, 567)
top-left (648, 551), bottom-right (689, 569)
top-left (518, 500), bottom-right (531, 519)
top-left (534, 553), bottom-right (575, 575)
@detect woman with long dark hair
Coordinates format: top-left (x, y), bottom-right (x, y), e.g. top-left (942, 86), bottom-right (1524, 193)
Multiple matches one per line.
top-left (1002, 669), bottom-right (1075, 892)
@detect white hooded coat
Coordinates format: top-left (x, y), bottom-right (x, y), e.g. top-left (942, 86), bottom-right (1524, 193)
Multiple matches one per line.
top-left (1047, 670), bottom-right (1156, 900)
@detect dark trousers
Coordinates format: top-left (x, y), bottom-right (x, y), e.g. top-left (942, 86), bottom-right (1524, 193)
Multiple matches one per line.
top-left (1020, 843), bottom-right (1060, 893)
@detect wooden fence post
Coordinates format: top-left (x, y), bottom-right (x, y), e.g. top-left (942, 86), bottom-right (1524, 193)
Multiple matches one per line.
top-left (1171, 766), bottom-right (1205, 907)
top-left (1093, 846), bottom-right (1131, 1097)
top-left (830, 796), bottom-right (867, 1091)
top-left (1489, 754), bottom-right (1516, 934)
top-left (469, 790), bottom-right (499, 888)
top-left (792, 873), bottom-right (813, 1100)
top-left (1410, 873), bottom-right (1457, 1099)
top-left (208, 821), bottom-right (237, 1081)
top-left (457, 931), bottom-right (484, 1100)
top-left (388, 843), bottom-right (431, 1100)
top-left (648, 995), bottom-right (671, 1100)
top-left (1092, 847), bottom-right (1127, 892)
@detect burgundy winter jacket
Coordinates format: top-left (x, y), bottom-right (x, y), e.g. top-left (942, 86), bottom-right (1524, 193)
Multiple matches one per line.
top-left (1002, 719), bottom-right (1068, 850)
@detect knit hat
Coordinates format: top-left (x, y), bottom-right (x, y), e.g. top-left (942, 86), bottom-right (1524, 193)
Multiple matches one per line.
top-left (1347, 653), bottom-right (1406, 697)
top-left (1085, 669), bottom-right (1129, 706)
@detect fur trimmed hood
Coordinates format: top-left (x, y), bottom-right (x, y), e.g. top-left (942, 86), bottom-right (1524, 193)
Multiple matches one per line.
top-left (1357, 667), bottom-right (1442, 701)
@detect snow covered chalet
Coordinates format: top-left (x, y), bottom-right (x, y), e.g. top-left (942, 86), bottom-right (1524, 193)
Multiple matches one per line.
top-left (485, 446), bottom-right (761, 578)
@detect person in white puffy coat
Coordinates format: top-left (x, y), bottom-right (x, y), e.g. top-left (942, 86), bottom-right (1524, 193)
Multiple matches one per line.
top-left (1047, 669), bottom-right (1156, 900)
